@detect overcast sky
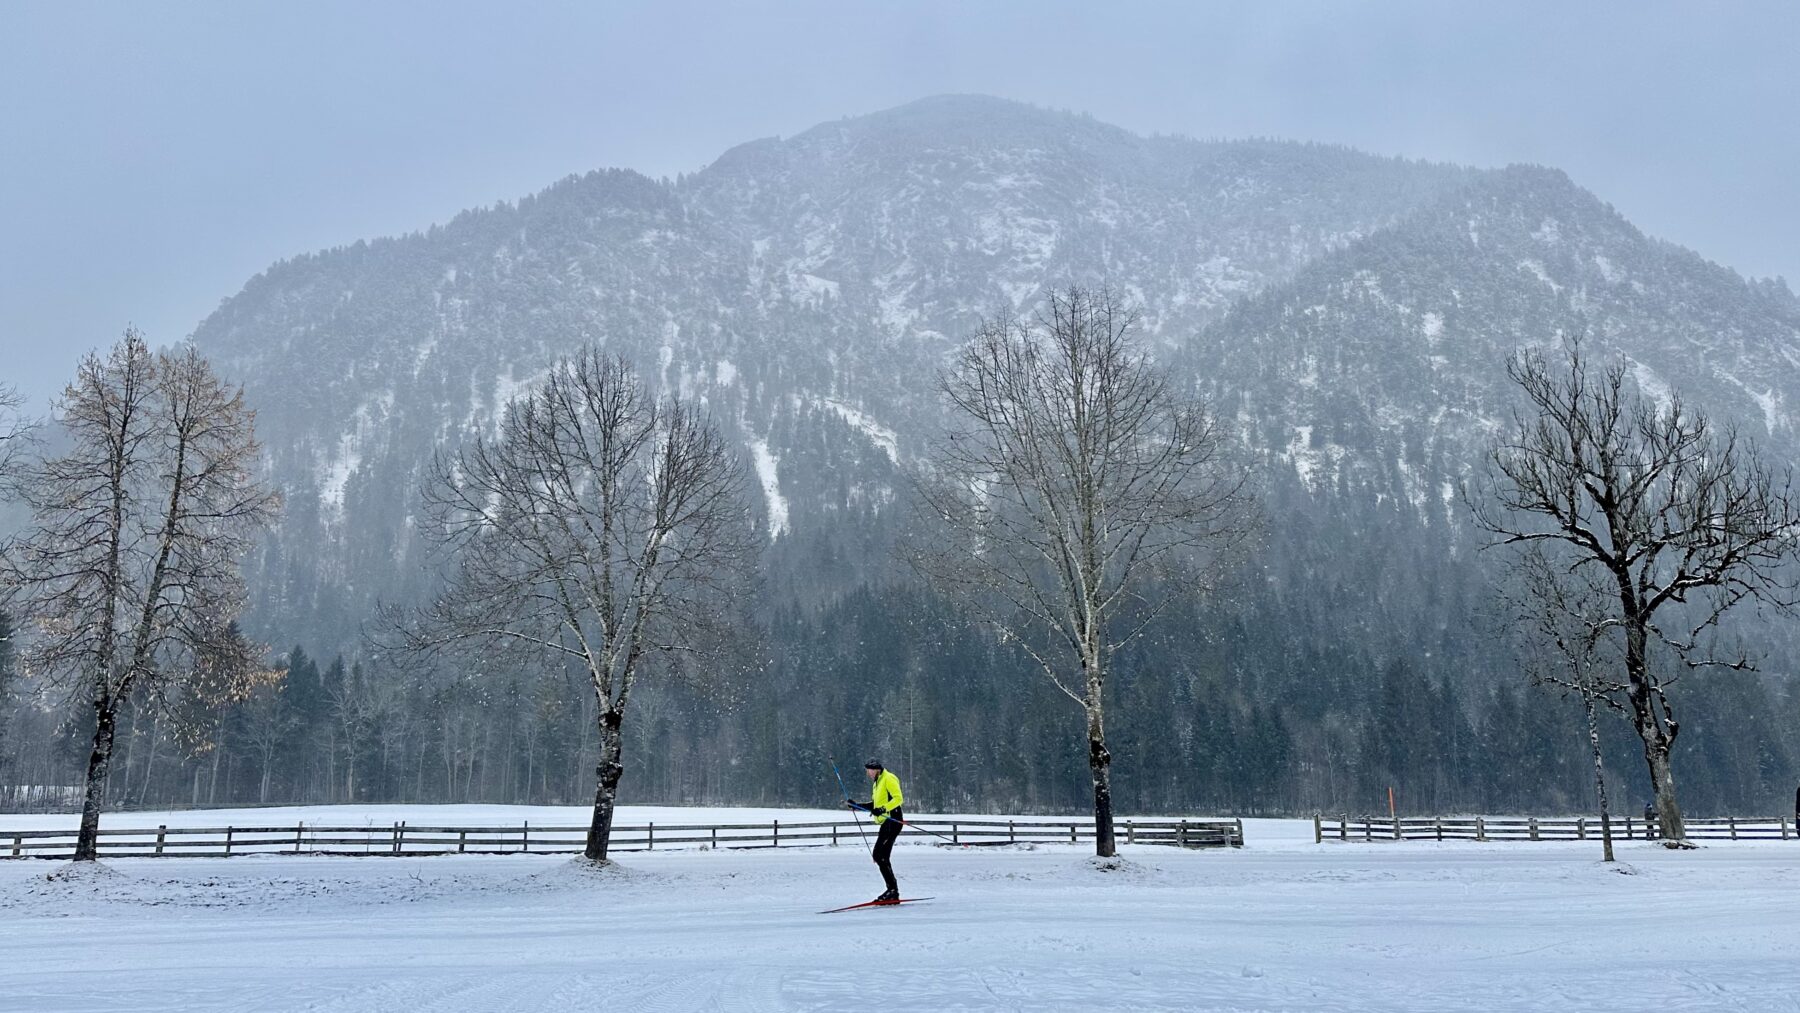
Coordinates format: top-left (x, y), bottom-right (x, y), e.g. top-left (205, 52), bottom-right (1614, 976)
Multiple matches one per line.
top-left (3, 1), bottom-right (1796, 408)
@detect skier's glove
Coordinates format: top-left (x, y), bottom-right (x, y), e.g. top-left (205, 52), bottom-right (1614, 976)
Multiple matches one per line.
top-left (870, 806), bottom-right (887, 817)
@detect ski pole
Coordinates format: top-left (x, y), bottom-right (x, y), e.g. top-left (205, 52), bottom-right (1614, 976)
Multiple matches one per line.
top-left (842, 800), bottom-right (972, 849)
top-left (829, 757), bottom-right (874, 855)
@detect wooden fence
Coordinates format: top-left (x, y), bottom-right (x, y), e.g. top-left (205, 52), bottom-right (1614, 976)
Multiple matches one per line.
top-left (2, 816), bottom-right (1244, 860)
top-left (1314, 813), bottom-right (1797, 843)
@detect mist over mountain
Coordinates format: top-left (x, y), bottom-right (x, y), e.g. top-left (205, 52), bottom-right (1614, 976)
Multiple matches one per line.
top-left (194, 96), bottom-right (1480, 636)
top-left (170, 95), bottom-right (1799, 815)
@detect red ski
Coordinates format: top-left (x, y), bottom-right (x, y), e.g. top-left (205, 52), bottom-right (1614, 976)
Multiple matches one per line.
top-left (819, 897), bottom-right (933, 914)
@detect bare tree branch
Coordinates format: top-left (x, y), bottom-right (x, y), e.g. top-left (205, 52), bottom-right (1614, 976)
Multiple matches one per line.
top-left (906, 286), bottom-right (1254, 858)
top-left (388, 345), bottom-right (754, 862)
top-left (1471, 336), bottom-right (1800, 844)
top-left (0, 332), bottom-right (280, 859)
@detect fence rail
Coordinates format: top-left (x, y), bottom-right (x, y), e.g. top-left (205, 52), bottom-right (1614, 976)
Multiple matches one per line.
top-left (2, 815), bottom-right (1243, 860)
top-left (1314, 813), bottom-right (1797, 844)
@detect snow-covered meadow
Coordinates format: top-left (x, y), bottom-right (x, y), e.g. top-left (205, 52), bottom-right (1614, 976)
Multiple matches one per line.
top-left (3, 805), bottom-right (1799, 1012)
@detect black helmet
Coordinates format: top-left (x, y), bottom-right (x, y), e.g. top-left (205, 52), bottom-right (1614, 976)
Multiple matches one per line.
top-left (864, 758), bottom-right (883, 771)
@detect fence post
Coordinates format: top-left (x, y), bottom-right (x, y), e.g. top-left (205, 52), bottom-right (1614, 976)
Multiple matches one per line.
top-left (1529, 817), bottom-right (1539, 841)
top-left (1363, 816), bottom-right (1371, 842)
top-left (1577, 817), bottom-right (1586, 841)
top-left (774, 819), bottom-right (780, 848)
top-left (225, 827), bottom-right (235, 857)
top-left (1009, 820), bottom-right (1015, 844)
top-left (1476, 816), bottom-right (1486, 842)
top-left (649, 822), bottom-right (655, 851)
top-left (832, 824), bottom-right (838, 846)
top-left (155, 825), bottom-right (167, 856)
top-left (1180, 820), bottom-right (1190, 848)
top-left (295, 823), bottom-right (304, 854)
top-left (1393, 815), bottom-right (1402, 842)
top-left (521, 821), bottom-right (528, 854)
top-left (952, 823), bottom-right (959, 845)
top-left (1128, 820), bottom-right (1137, 845)
top-left (1435, 818), bottom-right (1443, 842)
top-left (459, 830), bottom-right (467, 854)
top-left (11, 834), bottom-right (20, 858)
top-left (1728, 816), bottom-right (1737, 841)
top-left (1070, 822), bottom-right (1077, 845)
top-left (1339, 813), bottom-right (1347, 842)
top-left (1782, 816), bottom-right (1791, 841)
top-left (1313, 813), bottom-right (1322, 844)
top-left (1236, 818), bottom-right (1244, 846)
top-left (397, 822), bottom-right (408, 855)
top-left (712, 826), bottom-right (718, 849)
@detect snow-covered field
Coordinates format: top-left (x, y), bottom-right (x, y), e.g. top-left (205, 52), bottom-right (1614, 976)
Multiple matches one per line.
top-left (4, 806), bottom-right (1799, 1012)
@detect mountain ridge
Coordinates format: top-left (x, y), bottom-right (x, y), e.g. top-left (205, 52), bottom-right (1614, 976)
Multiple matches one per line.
top-left (185, 96), bottom-right (1799, 656)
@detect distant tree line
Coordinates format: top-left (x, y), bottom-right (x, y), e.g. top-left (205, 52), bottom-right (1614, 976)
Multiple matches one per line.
top-left (3, 583), bottom-right (1793, 822)
top-left (3, 309), bottom-right (1799, 860)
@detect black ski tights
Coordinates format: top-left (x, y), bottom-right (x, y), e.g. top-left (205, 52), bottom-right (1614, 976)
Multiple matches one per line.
top-left (872, 811), bottom-right (903, 894)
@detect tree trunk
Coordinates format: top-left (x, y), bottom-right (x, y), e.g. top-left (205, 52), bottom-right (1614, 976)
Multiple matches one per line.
top-left (465, 726), bottom-right (480, 799)
top-left (1086, 702), bottom-right (1116, 858)
top-left (208, 732), bottom-right (223, 805)
top-left (324, 729), bottom-right (336, 804)
top-left (585, 710), bottom-right (626, 863)
top-left (139, 714), bottom-right (159, 805)
top-left (1644, 740), bottom-right (1686, 845)
top-left (74, 700), bottom-right (118, 862)
top-left (116, 705), bottom-right (138, 807)
top-left (1582, 695), bottom-right (1614, 863)
top-left (1624, 623), bottom-right (1686, 843)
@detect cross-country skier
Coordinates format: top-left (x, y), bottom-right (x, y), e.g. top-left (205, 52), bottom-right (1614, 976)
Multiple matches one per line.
top-left (849, 758), bottom-right (904, 903)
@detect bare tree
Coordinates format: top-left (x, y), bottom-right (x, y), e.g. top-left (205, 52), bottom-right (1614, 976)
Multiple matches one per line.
top-left (1497, 546), bottom-right (1627, 861)
top-left (909, 287), bottom-right (1251, 857)
top-left (0, 380), bottom-right (35, 481)
top-left (1472, 339), bottom-right (1800, 845)
top-left (0, 377), bottom-right (26, 766)
top-left (0, 331), bottom-right (279, 860)
top-left (0, 379), bottom-right (36, 749)
top-left (399, 345), bottom-right (753, 862)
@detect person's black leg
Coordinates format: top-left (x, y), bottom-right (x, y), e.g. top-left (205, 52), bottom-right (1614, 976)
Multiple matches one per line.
top-left (873, 818), bottom-right (902, 895)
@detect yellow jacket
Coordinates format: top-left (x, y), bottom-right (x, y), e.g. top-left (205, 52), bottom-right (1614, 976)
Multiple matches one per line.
top-left (869, 770), bottom-right (903, 825)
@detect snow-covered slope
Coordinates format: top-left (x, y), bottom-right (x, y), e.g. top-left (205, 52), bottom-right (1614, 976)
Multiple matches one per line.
top-left (4, 809), bottom-right (1798, 1012)
top-left (1196, 165), bottom-right (1800, 503)
top-left (187, 95), bottom-right (1800, 651)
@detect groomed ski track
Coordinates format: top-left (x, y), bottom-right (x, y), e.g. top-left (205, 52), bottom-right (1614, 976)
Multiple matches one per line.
top-left (3, 804), bottom-right (1798, 1011)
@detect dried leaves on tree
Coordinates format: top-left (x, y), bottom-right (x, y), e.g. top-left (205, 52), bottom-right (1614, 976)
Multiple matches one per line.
top-left (0, 331), bottom-right (279, 859)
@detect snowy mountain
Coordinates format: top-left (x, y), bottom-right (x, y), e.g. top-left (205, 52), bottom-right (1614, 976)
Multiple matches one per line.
top-left (1194, 164), bottom-right (1800, 509)
top-left (190, 95), bottom-right (1800, 654)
